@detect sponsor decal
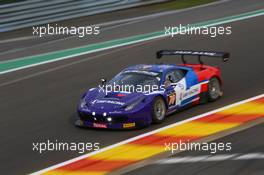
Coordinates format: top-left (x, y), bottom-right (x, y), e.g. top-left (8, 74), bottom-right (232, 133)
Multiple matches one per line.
top-left (117, 93), bottom-right (126, 97)
top-left (92, 99), bottom-right (125, 106)
top-left (123, 123), bottom-right (136, 128)
top-left (182, 86), bottom-right (200, 100)
top-left (170, 50), bottom-right (218, 56)
top-left (109, 111), bottom-right (122, 114)
top-left (177, 83), bottom-right (185, 90)
top-left (93, 123), bottom-right (107, 128)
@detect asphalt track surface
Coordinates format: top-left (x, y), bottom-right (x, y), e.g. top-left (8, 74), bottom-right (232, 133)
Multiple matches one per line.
top-left (126, 123), bottom-right (264, 175)
top-left (0, 0), bottom-right (264, 174)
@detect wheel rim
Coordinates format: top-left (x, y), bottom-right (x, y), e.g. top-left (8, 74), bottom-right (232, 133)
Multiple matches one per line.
top-left (154, 99), bottom-right (166, 120)
top-left (209, 78), bottom-right (221, 99)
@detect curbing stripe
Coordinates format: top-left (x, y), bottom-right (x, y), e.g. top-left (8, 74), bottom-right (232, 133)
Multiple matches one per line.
top-left (31, 94), bottom-right (264, 175)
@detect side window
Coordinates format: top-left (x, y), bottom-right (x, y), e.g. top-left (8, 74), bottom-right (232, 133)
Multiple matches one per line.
top-left (165, 70), bottom-right (185, 83)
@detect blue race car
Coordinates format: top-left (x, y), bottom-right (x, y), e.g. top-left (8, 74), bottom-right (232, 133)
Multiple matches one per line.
top-left (75, 50), bottom-right (229, 129)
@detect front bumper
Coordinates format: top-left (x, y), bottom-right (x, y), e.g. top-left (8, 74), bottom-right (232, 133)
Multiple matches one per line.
top-left (76, 110), bottom-right (151, 129)
top-left (75, 119), bottom-right (148, 129)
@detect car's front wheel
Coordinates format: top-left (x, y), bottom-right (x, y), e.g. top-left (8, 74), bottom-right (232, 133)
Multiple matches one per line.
top-left (152, 97), bottom-right (166, 124)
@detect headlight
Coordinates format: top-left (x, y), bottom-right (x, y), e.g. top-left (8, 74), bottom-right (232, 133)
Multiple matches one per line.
top-left (125, 97), bottom-right (144, 111)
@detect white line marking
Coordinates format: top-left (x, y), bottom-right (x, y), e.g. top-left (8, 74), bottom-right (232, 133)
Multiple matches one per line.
top-left (0, 35), bottom-right (163, 75)
top-left (156, 153), bottom-right (264, 164)
top-left (157, 156), bottom-right (210, 164)
top-left (31, 93), bottom-right (264, 174)
top-left (235, 153), bottom-right (264, 160)
top-left (0, 38), bottom-right (156, 87)
top-left (206, 154), bottom-right (237, 161)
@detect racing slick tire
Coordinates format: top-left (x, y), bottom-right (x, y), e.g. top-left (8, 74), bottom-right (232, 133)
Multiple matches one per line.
top-left (208, 77), bottom-right (223, 102)
top-left (152, 96), bottom-right (166, 124)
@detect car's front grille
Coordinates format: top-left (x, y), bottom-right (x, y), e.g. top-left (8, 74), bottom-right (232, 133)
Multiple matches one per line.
top-left (79, 112), bottom-right (127, 123)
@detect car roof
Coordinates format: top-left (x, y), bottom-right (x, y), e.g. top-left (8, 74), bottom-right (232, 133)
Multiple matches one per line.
top-left (123, 64), bottom-right (191, 74)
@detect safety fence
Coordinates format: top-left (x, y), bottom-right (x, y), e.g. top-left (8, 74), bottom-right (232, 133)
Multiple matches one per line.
top-left (0, 0), bottom-right (168, 32)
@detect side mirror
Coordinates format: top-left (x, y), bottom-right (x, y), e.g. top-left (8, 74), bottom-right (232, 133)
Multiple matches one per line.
top-left (101, 78), bottom-right (107, 85)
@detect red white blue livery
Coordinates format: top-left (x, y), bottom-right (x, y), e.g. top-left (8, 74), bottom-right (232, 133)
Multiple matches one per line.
top-left (76, 50), bottom-right (230, 129)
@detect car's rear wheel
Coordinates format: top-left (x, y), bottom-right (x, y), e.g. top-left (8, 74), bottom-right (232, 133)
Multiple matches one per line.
top-left (208, 77), bottom-right (222, 101)
top-left (152, 97), bottom-right (166, 124)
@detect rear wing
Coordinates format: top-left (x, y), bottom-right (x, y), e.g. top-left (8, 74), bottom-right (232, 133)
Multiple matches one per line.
top-left (156, 50), bottom-right (230, 64)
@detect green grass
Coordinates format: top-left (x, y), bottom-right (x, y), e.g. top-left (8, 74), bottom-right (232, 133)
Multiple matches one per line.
top-left (152, 0), bottom-right (217, 10)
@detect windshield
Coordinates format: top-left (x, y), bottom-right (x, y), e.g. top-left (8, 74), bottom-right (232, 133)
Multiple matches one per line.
top-left (107, 71), bottom-right (161, 93)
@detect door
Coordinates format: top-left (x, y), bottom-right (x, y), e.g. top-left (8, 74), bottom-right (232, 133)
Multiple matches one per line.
top-left (164, 69), bottom-right (186, 108)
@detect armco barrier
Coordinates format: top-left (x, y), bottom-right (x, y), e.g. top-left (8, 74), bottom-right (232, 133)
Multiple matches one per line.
top-left (0, 0), bottom-right (168, 32)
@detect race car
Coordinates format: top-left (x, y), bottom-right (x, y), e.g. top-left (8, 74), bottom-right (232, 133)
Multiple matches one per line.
top-left (75, 50), bottom-right (229, 129)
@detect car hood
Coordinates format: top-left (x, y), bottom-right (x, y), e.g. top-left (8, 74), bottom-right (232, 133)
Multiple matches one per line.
top-left (84, 88), bottom-right (145, 110)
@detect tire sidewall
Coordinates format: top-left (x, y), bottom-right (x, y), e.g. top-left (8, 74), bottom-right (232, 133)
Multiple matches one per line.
top-left (208, 77), bottom-right (222, 102)
top-left (152, 96), bottom-right (166, 124)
